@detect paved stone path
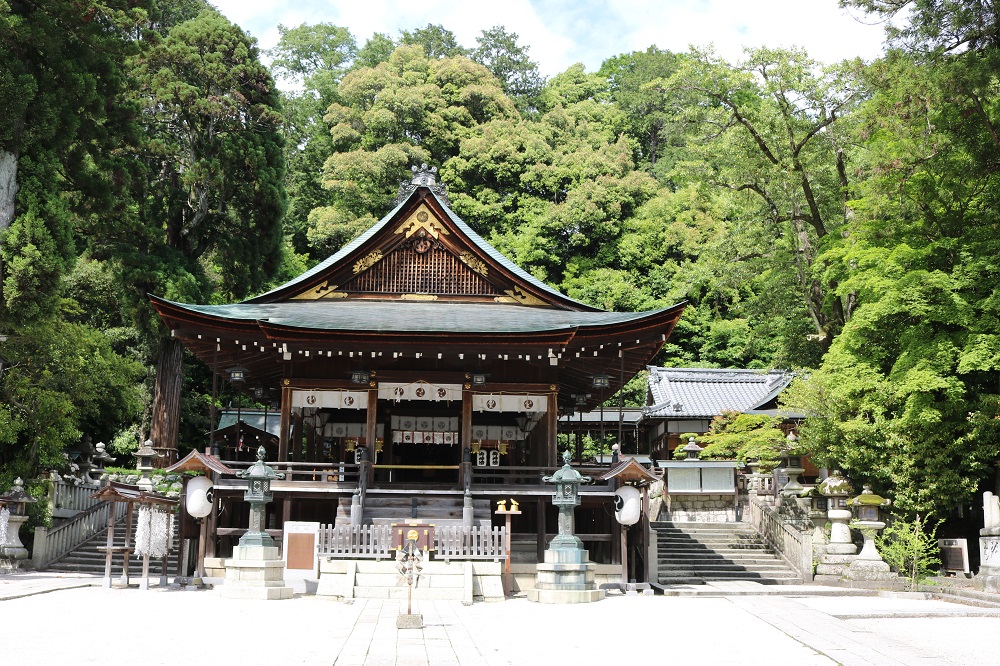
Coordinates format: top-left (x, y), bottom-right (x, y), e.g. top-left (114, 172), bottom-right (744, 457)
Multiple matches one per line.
top-left (3, 573), bottom-right (999, 665)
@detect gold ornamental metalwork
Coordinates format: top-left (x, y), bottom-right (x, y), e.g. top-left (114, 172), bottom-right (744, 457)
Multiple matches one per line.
top-left (352, 250), bottom-right (383, 274)
top-left (458, 252), bottom-right (488, 276)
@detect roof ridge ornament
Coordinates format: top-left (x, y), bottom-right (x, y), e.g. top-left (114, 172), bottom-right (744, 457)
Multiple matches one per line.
top-left (396, 163), bottom-right (451, 206)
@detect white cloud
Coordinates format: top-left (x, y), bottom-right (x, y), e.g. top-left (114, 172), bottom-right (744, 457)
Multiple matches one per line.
top-left (210, 0), bottom-right (888, 75)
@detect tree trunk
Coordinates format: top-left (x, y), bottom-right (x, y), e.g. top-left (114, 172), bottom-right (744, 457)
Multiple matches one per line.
top-left (0, 149), bottom-right (19, 286)
top-left (150, 337), bottom-right (183, 466)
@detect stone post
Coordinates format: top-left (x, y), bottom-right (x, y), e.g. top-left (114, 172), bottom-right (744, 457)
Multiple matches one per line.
top-left (978, 491), bottom-right (1000, 592)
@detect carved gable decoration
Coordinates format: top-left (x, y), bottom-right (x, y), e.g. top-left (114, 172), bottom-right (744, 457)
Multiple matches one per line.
top-left (341, 243), bottom-right (498, 296)
top-left (278, 194), bottom-right (563, 305)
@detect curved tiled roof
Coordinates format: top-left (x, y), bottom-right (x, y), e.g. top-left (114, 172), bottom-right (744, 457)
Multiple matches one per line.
top-left (644, 367), bottom-right (794, 418)
top-left (156, 299), bottom-right (678, 334)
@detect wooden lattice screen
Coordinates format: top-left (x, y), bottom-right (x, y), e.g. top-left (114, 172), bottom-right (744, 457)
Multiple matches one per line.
top-left (343, 247), bottom-right (499, 295)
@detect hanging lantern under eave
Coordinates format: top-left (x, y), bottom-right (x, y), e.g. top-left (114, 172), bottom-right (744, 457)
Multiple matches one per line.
top-left (614, 485), bottom-right (641, 526)
top-left (186, 475), bottom-right (214, 519)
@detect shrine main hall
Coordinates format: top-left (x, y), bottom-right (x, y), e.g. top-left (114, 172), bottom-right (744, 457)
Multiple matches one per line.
top-left (151, 167), bottom-right (685, 567)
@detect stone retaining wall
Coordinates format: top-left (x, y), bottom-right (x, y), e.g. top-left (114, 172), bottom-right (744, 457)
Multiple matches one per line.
top-left (667, 494), bottom-right (738, 522)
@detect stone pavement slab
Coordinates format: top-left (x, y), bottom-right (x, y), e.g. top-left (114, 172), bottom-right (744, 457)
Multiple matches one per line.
top-left (0, 571), bottom-right (101, 600)
top-left (3, 575), bottom-right (1000, 665)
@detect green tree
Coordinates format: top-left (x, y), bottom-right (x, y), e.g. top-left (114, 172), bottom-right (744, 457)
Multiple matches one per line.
top-left (697, 411), bottom-right (790, 470)
top-left (599, 47), bottom-right (682, 175)
top-left (659, 47), bottom-right (865, 347)
top-left (0, 0), bottom-right (149, 322)
top-left (99, 8), bottom-right (286, 460)
top-left (877, 513), bottom-right (942, 588)
top-left (0, 320), bottom-right (144, 481)
top-left (471, 26), bottom-right (545, 113)
top-left (313, 45), bottom-right (518, 252)
top-left (399, 23), bottom-right (468, 59)
top-left (268, 22), bottom-right (357, 256)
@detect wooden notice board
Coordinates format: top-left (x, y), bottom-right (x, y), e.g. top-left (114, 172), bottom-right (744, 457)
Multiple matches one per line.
top-left (282, 521), bottom-right (320, 579)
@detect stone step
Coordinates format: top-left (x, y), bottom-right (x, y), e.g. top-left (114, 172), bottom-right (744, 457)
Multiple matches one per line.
top-left (657, 542), bottom-right (771, 551)
top-left (45, 521), bottom-right (179, 576)
top-left (659, 576), bottom-right (802, 584)
top-left (659, 564), bottom-right (795, 574)
top-left (653, 521), bottom-right (801, 587)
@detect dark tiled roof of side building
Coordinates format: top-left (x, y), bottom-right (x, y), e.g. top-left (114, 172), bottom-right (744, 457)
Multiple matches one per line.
top-left (644, 367), bottom-right (794, 418)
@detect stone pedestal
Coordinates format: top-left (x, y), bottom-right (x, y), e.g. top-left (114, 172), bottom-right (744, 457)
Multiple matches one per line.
top-left (814, 553), bottom-right (857, 582)
top-left (220, 545), bottom-right (293, 600)
top-left (825, 508), bottom-right (857, 555)
top-left (978, 530), bottom-right (1000, 592)
top-left (843, 526), bottom-right (896, 583)
top-left (526, 541), bottom-right (605, 604)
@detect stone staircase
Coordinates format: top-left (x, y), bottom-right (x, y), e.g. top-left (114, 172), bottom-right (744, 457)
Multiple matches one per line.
top-left (335, 491), bottom-right (492, 526)
top-left (45, 520), bottom-right (179, 577)
top-left (653, 521), bottom-right (802, 586)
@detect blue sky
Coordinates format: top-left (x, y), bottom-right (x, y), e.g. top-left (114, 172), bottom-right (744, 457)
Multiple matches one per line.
top-left (210, 0), bottom-right (892, 75)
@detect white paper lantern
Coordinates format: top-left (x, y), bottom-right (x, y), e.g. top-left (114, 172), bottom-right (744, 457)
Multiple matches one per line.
top-left (614, 486), bottom-right (642, 526)
top-left (186, 475), bottom-right (214, 518)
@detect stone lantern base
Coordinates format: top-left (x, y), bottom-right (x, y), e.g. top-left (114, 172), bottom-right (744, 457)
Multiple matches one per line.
top-left (1, 514), bottom-right (30, 563)
top-left (220, 545), bottom-right (293, 600)
top-left (526, 543), bottom-right (605, 604)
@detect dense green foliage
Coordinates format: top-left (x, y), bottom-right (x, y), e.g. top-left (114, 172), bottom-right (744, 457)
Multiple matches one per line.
top-left (2, 3), bottom-right (999, 524)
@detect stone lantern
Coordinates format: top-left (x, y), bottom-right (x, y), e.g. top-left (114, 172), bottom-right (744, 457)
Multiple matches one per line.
top-left (680, 436), bottom-right (702, 461)
top-left (0, 478), bottom-right (36, 563)
top-left (545, 451), bottom-right (589, 550)
top-left (818, 471), bottom-right (855, 555)
top-left (236, 445), bottom-right (284, 548)
top-left (527, 451), bottom-right (604, 603)
top-left (221, 445), bottom-right (292, 599)
top-left (135, 439), bottom-right (160, 492)
top-left (813, 471), bottom-right (856, 583)
top-left (844, 485), bottom-right (896, 582)
top-left (778, 433), bottom-right (805, 498)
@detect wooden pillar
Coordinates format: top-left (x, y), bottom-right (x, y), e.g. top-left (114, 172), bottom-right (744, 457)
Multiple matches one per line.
top-left (206, 474), bottom-right (218, 558)
top-left (536, 498), bottom-right (546, 563)
top-left (282, 495), bottom-right (292, 525)
top-left (546, 392), bottom-right (558, 467)
top-left (461, 390), bottom-right (473, 488)
top-left (641, 484), bottom-right (650, 582)
top-left (102, 501), bottom-right (116, 588)
top-left (278, 385), bottom-right (291, 462)
top-left (121, 502), bottom-right (134, 587)
top-left (292, 410), bottom-right (304, 462)
top-left (366, 389), bottom-right (377, 485)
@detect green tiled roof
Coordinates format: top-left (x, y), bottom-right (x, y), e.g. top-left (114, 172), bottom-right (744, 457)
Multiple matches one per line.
top-left (167, 299), bottom-right (677, 333)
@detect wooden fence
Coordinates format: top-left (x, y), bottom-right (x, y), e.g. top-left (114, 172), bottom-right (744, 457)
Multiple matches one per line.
top-left (317, 524), bottom-right (506, 561)
top-left (221, 460), bottom-right (361, 484)
top-left (435, 525), bottom-right (505, 561)
top-left (318, 524), bottom-right (393, 559)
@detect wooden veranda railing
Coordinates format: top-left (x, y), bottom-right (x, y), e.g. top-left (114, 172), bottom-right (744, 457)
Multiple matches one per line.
top-left (32, 500), bottom-right (127, 570)
top-left (220, 460), bottom-right (361, 484)
top-left (317, 524), bottom-right (507, 561)
top-left (472, 465), bottom-right (613, 488)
